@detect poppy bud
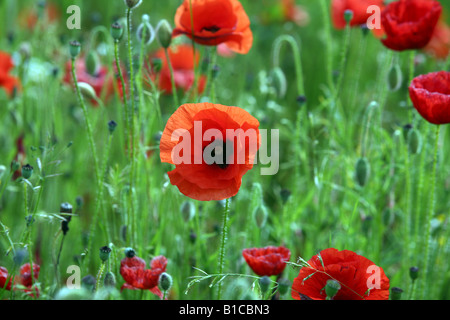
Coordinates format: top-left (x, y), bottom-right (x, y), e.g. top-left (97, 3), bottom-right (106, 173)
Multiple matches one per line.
top-left (85, 51), bottom-right (100, 76)
top-left (82, 275), bottom-right (96, 291)
top-left (11, 160), bottom-right (20, 173)
top-left (252, 204), bottom-right (268, 228)
top-left (277, 278), bottom-right (290, 296)
top-left (77, 82), bottom-right (98, 100)
top-left (120, 225), bottom-right (127, 242)
top-left (360, 24), bottom-right (369, 36)
top-left (99, 246), bottom-right (112, 263)
top-left (22, 164), bottom-right (33, 179)
top-left (157, 20), bottom-right (173, 49)
top-left (409, 266), bottom-right (419, 281)
top-left (390, 287), bottom-right (403, 300)
top-left (111, 22), bottom-right (124, 41)
top-left (124, 0), bottom-right (142, 9)
top-left (108, 120), bottom-right (118, 135)
top-left (137, 15), bottom-right (155, 45)
top-left (104, 271), bottom-right (116, 288)
top-left (69, 40), bottom-right (81, 59)
top-left (407, 129), bottom-right (422, 155)
top-left (387, 62), bottom-right (403, 92)
top-left (259, 276), bottom-right (271, 294)
top-left (355, 157), bottom-right (370, 187)
top-left (325, 279), bottom-right (341, 300)
top-left (13, 248), bottom-right (28, 266)
top-left (180, 201), bottom-right (195, 222)
top-left (158, 272), bottom-right (173, 292)
top-left (124, 247), bottom-right (136, 258)
top-left (344, 10), bottom-right (354, 24)
top-left (270, 67), bottom-right (287, 98)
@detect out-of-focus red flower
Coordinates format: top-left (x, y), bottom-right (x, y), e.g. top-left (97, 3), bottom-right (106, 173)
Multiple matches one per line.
top-left (160, 102), bottom-right (260, 201)
top-left (242, 246), bottom-right (291, 276)
top-left (281, 0), bottom-right (310, 27)
top-left (120, 255), bottom-right (168, 299)
top-left (149, 44), bottom-right (206, 95)
top-left (380, 0), bottom-right (442, 51)
top-left (217, 43), bottom-right (236, 58)
top-left (0, 51), bottom-right (20, 97)
top-left (291, 248), bottom-right (390, 300)
top-left (173, 0), bottom-right (253, 54)
top-left (0, 263), bottom-right (40, 297)
top-left (424, 20), bottom-right (450, 60)
top-left (332, 0), bottom-right (384, 30)
top-left (19, 2), bottom-right (60, 29)
top-left (0, 267), bottom-right (12, 291)
top-left (409, 71), bottom-right (450, 125)
top-left (63, 57), bottom-right (125, 105)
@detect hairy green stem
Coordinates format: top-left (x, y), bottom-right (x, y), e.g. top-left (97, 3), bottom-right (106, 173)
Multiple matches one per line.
top-left (217, 198), bottom-right (230, 300)
top-left (164, 48), bottom-right (179, 106)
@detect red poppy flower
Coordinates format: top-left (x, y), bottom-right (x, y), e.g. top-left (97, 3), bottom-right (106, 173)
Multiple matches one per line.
top-left (331, 0), bottom-right (384, 29)
top-left (291, 248), bottom-right (390, 300)
top-left (409, 71), bottom-right (450, 125)
top-left (424, 20), bottom-right (450, 60)
top-left (281, 0), bottom-right (310, 27)
top-left (173, 0), bottom-right (253, 54)
top-left (63, 57), bottom-right (125, 105)
top-left (0, 51), bottom-right (20, 97)
top-left (242, 246), bottom-right (291, 277)
top-left (380, 0), bottom-right (442, 51)
top-left (0, 267), bottom-right (12, 291)
top-left (149, 44), bottom-right (206, 94)
top-left (159, 102), bottom-right (260, 201)
top-left (120, 255), bottom-right (168, 299)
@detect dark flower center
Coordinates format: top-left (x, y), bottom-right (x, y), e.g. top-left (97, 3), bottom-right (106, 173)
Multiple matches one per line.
top-left (204, 140), bottom-right (232, 169)
top-left (203, 25), bottom-right (220, 33)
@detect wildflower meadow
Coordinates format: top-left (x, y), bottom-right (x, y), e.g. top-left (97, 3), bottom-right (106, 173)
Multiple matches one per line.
top-left (1, 0), bottom-right (450, 306)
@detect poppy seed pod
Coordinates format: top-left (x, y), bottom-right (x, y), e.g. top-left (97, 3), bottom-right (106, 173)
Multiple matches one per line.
top-left (69, 41), bottom-right (81, 58)
top-left (124, 0), bottom-right (142, 9)
top-left (158, 272), bottom-right (173, 292)
top-left (407, 129), bottom-right (422, 155)
top-left (11, 160), bottom-right (20, 173)
top-left (344, 10), bottom-right (354, 24)
top-left (355, 157), bottom-right (370, 187)
top-left (137, 15), bottom-right (155, 45)
top-left (409, 267), bottom-right (419, 280)
top-left (21, 164), bottom-right (33, 179)
top-left (391, 287), bottom-right (403, 300)
top-left (325, 279), bottom-right (341, 300)
top-left (124, 247), bottom-right (136, 258)
top-left (60, 202), bottom-right (73, 235)
top-left (111, 22), bottom-right (124, 41)
top-left (156, 20), bottom-right (172, 49)
top-left (99, 246), bottom-right (112, 263)
top-left (108, 120), bottom-right (118, 135)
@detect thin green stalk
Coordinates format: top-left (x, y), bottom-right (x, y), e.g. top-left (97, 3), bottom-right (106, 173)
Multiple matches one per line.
top-left (319, 0), bottom-right (334, 92)
top-left (188, 0), bottom-right (199, 102)
top-left (336, 23), bottom-right (352, 95)
top-left (217, 198), bottom-right (230, 300)
top-left (207, 48), bottom-right (218, 103)
top-left (408, 51), bottom-right (415, 124)
top-left (164, 48), bottom-right (179, 106)
top-left (420, 124), bottom-right (440, 299)
top-left (114, 40), bottom-right (130, 158)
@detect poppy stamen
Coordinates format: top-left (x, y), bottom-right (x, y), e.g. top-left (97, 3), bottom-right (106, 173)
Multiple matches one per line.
top-left (203, 25), bottom-right (221, 33)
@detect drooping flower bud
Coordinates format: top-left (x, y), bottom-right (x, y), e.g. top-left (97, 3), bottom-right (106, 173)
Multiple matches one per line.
top-left (252, 204), bottom-right (268, 228)
top-left (180, 201), bottom-right (196, 222)
top-left (137, 14), bottom-right (155, 45)
top-left (407, 128), bottom-right (422, 155)
top-left (270, 67), bottom-right (287, 99)
top-left (77, 82), bottom-right (98, 100)
top-left (325, 279), bottom-right (341, 300)
top-left (259, 276), bottom-right (271, 294)
top-left (156, 20), bottom-right (173, 49)
top-left (85, 51), bottom-right (100, 76)
top-left (104, 271), bottom-right (116, 288)
top-left (69, 40), bottom-right (81, 59)
top-left (99, 246), bottom-right (112, 263)
top-left (387, 62), bottom-right (403, 92)
top-left (111, 22), bottom-right (124, 41)
top-left (355, 157), bottom-right (370, 187)
top-left (158, 272), bottom-right (173, 292)
top-left (22, 164), bottom-right (33, 179)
